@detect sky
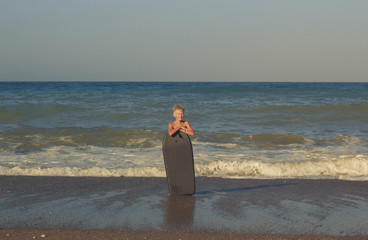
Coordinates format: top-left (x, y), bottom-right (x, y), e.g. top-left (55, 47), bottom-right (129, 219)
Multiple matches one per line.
top-left (1, 0), bottom-right (368, 82)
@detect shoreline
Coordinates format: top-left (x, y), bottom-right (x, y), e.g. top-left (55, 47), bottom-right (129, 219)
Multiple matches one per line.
top-left (1, 176), bottom-right (368, 237)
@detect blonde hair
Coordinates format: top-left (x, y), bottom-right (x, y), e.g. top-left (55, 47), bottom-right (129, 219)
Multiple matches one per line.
top-left (173, 104), bottom-right (184, 114)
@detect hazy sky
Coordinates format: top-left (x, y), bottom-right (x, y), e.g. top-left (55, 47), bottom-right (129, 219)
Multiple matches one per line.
top-left (1, 0), bottom-right (368, 82)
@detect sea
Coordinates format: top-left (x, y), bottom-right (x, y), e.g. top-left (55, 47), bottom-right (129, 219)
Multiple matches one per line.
top-left (1, 82), bottom-right (367, 180)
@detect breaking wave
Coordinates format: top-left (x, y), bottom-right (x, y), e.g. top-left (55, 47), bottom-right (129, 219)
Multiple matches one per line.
top-left (195, 156), bottom-right (368, 181)
top-left (0, 128), bottom-right (163, 153)
top-left (1, 155), bottom-right (367, 181)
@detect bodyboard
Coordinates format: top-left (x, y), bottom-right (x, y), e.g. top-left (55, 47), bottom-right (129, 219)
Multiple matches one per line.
top-left (162, 132), bottom-right (195, 195)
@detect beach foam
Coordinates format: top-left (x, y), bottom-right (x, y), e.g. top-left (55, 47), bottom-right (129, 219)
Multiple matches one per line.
top-left (1, 144), bottom-right (367, 180)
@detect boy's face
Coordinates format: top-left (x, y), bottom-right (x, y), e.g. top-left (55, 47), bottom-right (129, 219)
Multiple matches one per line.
top-left (173, 110), bottom-right (184, 121)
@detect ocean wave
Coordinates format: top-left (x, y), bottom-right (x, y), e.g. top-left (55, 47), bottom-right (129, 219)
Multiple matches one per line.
top-left (0, 109), bottom-right (17, 121)
top-left (1, 155), bottom-right (367, 180)
top-left (197, 133), bottom-right (239, 143)
top-left (196, 133), bottom-right (368, 150)
top-left (195, 156), bottom-right (368, 180)
top-left (245, 133), bottom-right (307, 145)
top-left (252, 104), bottom-right (368, 122)
top-left (0, 128), bottom-right (163, 152)
top-left (0, 104), bottom-right (83, 123)
top-left (333, 135), bottom-right (365, 145)
top-left (2, 126), bottom-right (366, 154)
top-left (197, 133), bottom-right (307, 145)
top-left (0, 166), bottom-right (166, 178)
top-left (253, 103), bottom-right (368, 114)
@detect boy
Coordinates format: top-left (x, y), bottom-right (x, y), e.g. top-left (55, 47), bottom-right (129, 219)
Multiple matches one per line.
top-left (168, 105), bottom-right (195, 136)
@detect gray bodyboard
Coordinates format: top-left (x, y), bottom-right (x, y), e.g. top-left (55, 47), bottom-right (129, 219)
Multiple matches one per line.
top-left (162, 132), bottom-right (195, 195)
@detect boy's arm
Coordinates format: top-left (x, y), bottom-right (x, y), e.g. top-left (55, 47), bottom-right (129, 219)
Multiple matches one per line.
top-left (182, 121), bottom-right (195, 136)
top-left (168, 122), bottom-right (181, 136)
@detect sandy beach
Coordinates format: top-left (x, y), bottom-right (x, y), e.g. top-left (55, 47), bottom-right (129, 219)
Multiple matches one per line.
top-left (1, 176), bottom-right (367, 239)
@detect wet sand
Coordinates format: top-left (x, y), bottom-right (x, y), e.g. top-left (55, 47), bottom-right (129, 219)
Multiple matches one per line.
top-left (1, 176), bottom-right (367, 239)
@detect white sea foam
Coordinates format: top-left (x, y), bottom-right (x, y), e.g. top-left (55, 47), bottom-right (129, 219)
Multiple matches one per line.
top-left (0, 166), bottom-right (166, 177)
top-left (1, 130), bottom-right (368, 180)
top-left (1, 144), bottom-right (367, 180)
top-left (195, 156), bottom-right (368, 180)
top-left (1, 157), bottom-right (367, 180)
top-left (216, 143), bottom-right (240, 149)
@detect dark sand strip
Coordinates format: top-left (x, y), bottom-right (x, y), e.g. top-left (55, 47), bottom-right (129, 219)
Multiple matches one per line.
top-left (1, 176), bottom-right (367, 238)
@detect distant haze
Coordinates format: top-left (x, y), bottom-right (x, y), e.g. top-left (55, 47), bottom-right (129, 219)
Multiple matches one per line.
top-left (1, 0), bottom-right (368, 82)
